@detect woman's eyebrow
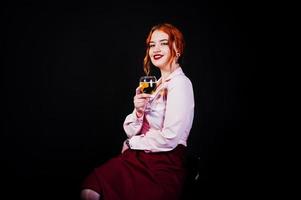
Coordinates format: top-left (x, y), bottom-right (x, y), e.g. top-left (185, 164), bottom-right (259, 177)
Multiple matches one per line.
top-left (149, 39), bottom-right (169, 43)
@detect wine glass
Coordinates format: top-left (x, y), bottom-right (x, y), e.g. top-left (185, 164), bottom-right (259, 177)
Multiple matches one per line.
top-left (139, 76), bottom-right (157, 112)
top-left (139, 76), bottom-right (157, 94)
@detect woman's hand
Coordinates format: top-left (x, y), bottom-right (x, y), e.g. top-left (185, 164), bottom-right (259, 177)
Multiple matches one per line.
top-left (121, 140), bottom-right (130, 153)
top-left (134, 87), bottom-right (152, 117)
top-left (121, 142), bottom-right (128, 153)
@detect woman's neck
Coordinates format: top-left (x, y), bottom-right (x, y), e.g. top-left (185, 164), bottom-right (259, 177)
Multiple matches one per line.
top-left (160, 62), bottom-right (180, 83)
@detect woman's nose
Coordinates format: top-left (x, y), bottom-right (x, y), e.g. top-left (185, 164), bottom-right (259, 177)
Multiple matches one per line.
top-left (153, 44), bottom-right (161, 52)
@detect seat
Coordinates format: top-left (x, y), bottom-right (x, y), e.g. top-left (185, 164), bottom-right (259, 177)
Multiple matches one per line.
top-left (181, 154), bottom-right (201, 199)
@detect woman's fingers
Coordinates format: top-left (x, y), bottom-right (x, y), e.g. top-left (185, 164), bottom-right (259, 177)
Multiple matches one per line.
top-left (135, 93), bottom-right (152, 100)
top-left (133, 91), bottom-right (153, 113)
top-left (136, 86), bottom-right (142, 95)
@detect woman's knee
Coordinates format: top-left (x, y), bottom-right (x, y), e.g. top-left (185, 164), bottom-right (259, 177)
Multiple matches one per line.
top-left (81, 189), bottom-right (100, 200)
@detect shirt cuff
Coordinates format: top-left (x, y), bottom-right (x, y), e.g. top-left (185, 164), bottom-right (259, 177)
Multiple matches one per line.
top-left (127, 135), bottom-right (146, 150)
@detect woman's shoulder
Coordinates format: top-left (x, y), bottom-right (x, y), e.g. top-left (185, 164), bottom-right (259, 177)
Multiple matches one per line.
top-left (169, 72), bottom-right (193, 86)
top-left (167, 74), bottom-right (193, 93)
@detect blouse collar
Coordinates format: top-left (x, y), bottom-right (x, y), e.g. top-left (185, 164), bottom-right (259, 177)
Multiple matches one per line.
top-left (157, 67), bottom-right (184, 86)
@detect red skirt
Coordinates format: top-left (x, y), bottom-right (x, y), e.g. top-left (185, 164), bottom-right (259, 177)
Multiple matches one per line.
top-left (81, 145), bottom-right (187, 200)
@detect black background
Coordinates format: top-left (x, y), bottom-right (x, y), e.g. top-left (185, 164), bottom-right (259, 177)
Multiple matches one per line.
top-left (2, 1), bottom-right (261, 199)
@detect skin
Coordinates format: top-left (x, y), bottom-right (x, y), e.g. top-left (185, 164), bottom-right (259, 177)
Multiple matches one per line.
top-left (81, 189), bottom-right (100, 200)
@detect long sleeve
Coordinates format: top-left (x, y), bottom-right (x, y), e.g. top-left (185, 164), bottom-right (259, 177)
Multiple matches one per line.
top-left (123, 109), bottom-right (144, 138)
top-left (127, 75), bottom-right (194, 152)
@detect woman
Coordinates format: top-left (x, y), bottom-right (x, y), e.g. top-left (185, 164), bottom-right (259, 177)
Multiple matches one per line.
top-left (81, 23), bottom-right (195, 200)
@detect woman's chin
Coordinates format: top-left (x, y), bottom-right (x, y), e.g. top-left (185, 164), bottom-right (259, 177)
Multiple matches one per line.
top-left (152, 62), bottom-right (165, 68)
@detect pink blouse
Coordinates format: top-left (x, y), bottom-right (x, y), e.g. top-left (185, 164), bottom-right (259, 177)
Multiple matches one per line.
top-left (123, 67), bottom-right (194, 152)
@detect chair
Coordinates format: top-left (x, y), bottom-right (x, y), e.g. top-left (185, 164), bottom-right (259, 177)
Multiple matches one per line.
top-left (181, 154), bottom-right (201, 199)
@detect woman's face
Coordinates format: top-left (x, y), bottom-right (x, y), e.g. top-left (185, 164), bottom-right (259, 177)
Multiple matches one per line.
top-left (149, 30), bottom-right (172, 69)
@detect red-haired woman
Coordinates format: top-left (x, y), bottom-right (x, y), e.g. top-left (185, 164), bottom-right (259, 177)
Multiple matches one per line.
top-left (81, 23), bottom-right (195, 200)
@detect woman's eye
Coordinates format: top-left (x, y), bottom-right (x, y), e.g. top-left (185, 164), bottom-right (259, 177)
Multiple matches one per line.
top-left (161, 42), bottom-right (169, 46)
top-left (149, 44), bottom-right (155, 48)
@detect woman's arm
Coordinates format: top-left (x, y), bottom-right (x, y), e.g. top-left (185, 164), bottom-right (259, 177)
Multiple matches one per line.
top-left (123, 109), bottom-right (144, 138)
top-left (123, 87), bottom-right (152, 137)
top-left (127, 76), bottom-right (194, 152)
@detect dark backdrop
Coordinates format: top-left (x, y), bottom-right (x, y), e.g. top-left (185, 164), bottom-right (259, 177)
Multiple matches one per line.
top-left (2, 1), bottom-right (260, 199)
